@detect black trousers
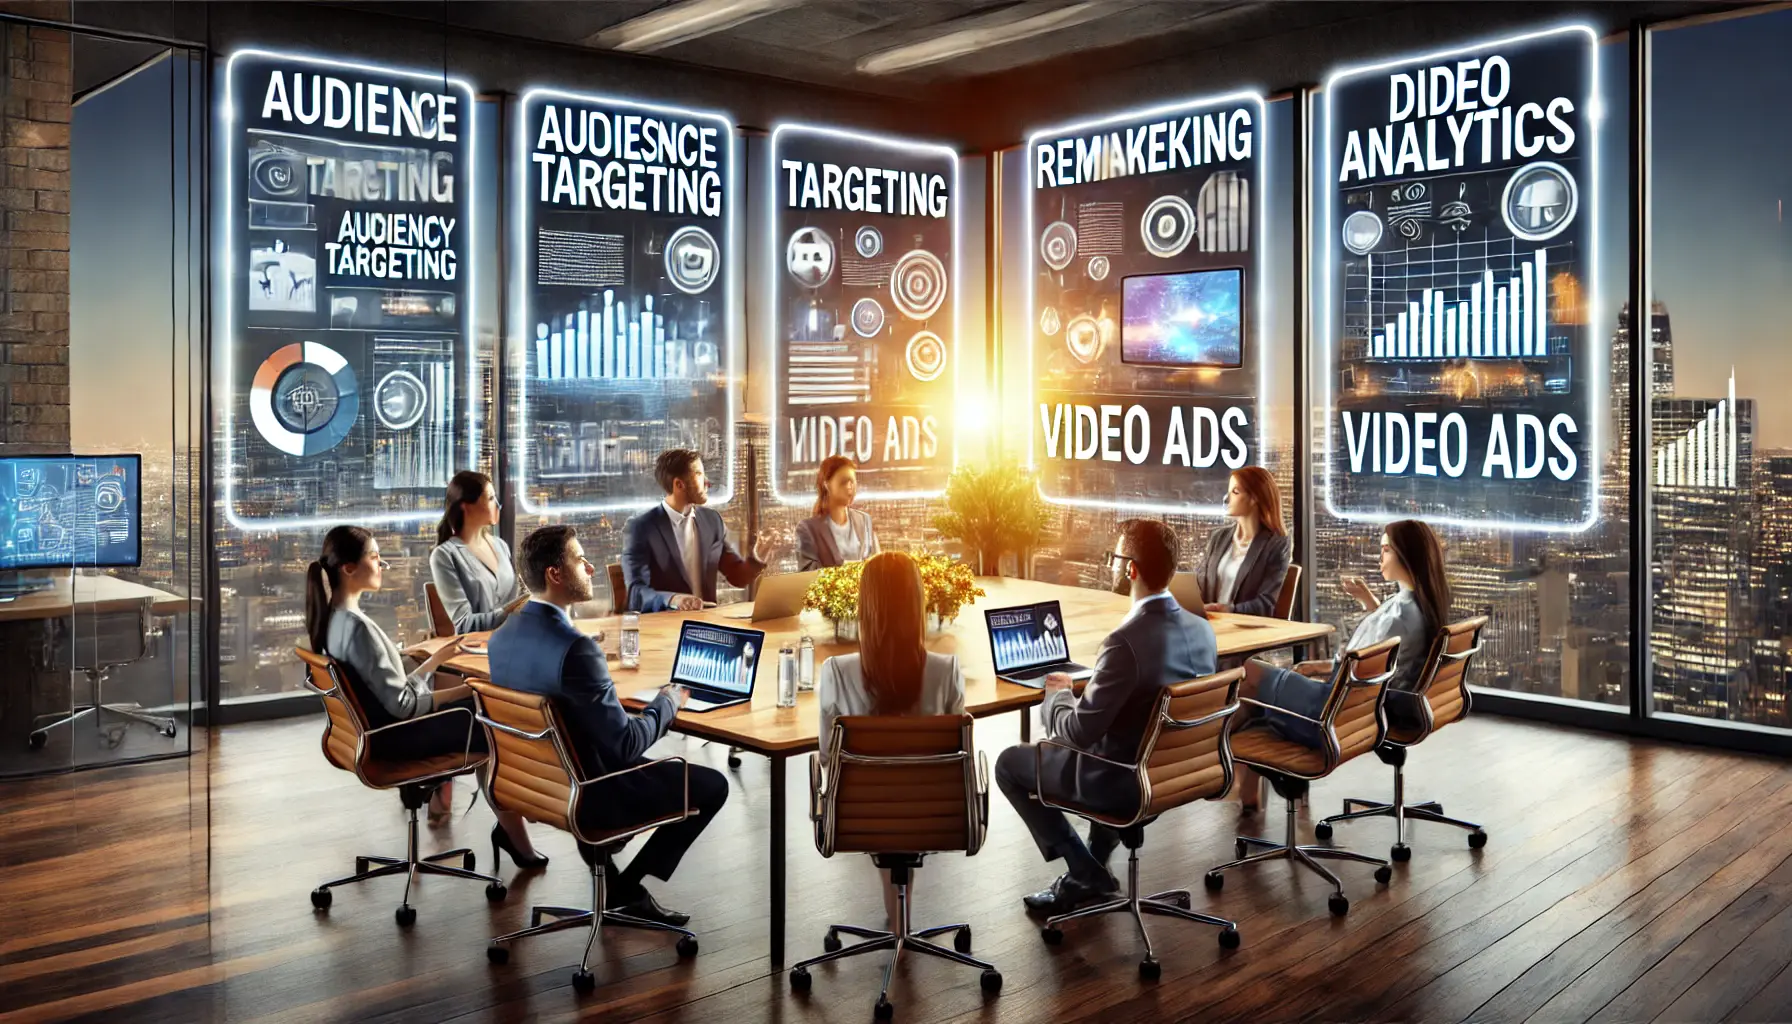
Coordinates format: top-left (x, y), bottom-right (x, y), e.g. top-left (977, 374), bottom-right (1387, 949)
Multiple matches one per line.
top-left (995, 744), bottom-right (1124, 885)
top-left (577, 761), bottom-right (729, 885)
top-left (369, 697), bottom-right (487, 762)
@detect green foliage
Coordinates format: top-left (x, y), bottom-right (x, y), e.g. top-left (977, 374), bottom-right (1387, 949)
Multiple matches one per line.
top-left (930, 460), bottom-right (1052, 566)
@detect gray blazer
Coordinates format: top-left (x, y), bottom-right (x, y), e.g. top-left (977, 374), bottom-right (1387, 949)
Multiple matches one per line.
top-left (326, 607), bottom-right (434, 727)
top-left (1193, 526), bottom-right (1293, 618)
top-left (429, 534), bottom-right (521, 634)
top-left (795, 509), bottom-right (880, 571)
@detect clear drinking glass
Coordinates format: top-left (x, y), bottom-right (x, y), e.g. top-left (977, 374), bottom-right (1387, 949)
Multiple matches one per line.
top-left (620, 611), bottom-right (641, 668)
top-left (797, 634), bottom-right (816, 692)
top-left (777, 647), bottom-right (797, 708)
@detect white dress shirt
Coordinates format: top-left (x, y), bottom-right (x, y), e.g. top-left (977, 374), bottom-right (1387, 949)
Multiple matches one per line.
top-left (663, 499), bottom-right (704, 600)
top-left (1214, 532), bottom-right (1250, 605)
top-left (828, 515), bottom-right (866, 563)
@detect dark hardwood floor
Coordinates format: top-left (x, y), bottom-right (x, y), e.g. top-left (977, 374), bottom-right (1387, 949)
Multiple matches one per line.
top-left (4, 711), bottom-right (1792, 1022)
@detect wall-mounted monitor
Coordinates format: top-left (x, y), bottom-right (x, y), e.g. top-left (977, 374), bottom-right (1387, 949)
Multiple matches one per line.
top-left (1120, 268), bottom-right (1244, 368)
top-left (0, 454), bottom-right (141, 570)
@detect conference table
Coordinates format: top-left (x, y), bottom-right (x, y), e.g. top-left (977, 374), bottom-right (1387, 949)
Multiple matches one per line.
top-left (0, 575), bottom-right (194, 622)
top-left (409, 576), bottom-right (1332, 967)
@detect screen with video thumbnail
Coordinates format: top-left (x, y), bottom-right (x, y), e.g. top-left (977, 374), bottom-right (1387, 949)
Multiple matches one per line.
top-left (1121, 268), bottom-right (1244, 368)
top-left (0, 454), bottom-right (141, 570)
top-left (985, 601), bottom-right (1069, 673)
top-left (671, 622), bottom-right (764, 695)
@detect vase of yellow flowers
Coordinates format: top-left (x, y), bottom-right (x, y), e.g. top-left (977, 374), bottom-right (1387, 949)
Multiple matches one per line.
top-left (915, 553), bottom-right (985, 636)
top-left (803, 560), bottom-right (865, 643)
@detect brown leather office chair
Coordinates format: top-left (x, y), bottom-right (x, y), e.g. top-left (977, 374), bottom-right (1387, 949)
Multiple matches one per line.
top-left (295, 647), bottom-right (502, 926)
top-left (1036, 668), bottom-right (1247, 978)
top-left (469, 679), bottom-right (698, 992)
top-left (1316, 617), bottom-right (1490, 860)
top-left (606, 563), bottom-right (627, 613)
top-left (1272, 563), bottom-right (1303, 620)
top-left (788, 715), bottom-right (999, 1019)
top-left (1203, 637), bottom-right (1401, 917)
top-left (424, 582), bottom-right (456, 638)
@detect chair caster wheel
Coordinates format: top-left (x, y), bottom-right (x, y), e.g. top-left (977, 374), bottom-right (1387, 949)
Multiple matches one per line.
top-left (823, 929), bottom-right (842, 953)
top-left (486, 944), bottom-right (509, 965)
top-left (1139, 958), bottom-right (1162, 980)
top-left (1204, 872), bottom-right (1224, 892)
top-left (1234, 838), bottom-right (1248, 858)
top-left (1041, 926), bottom-right (1063, 945)
top-left (1219, 926), bottom-right (1241, 949)
top-left (395, 905), bottom-right (417, 927)
top-left (677, 936), bottom-right (699, 958)
top-left (1314, 821), bottom-right (1334, 841)
top-left (981, 968), bottom-right (1003, 993)
top-left (955, 926), bottom-right (972, 953)
top-left (310, 887), bottom-right (332, 910)
top-left (1374, 865), bottom-right (1393, 885)
top-left (572, 969), bottom-right (595, 992)
top-left (1391, 844), bottom-right (1411, 863)
top-left (789, 966), bottom-right (811, 992)
top-left (874, 996), bottom-right (894, 1020)
top-left (1166, 891), bottom-right (1191, 909)
top-left (485, 883), bottom-right (507, 902)
top-left (26, 731), bottom-right (46, 751)
top-left (1469, 830), bottom-right (1487, 849)
top-left (1328, 894), bottom-right (1349, 916)
top-left (161, 725), bottom-right (178, 738)
top-left (463, 852), bottom-right (477, 871)
top-left (355, 857), bottom-right (370, 874)
top-left (727, 755), bottom-right (742, 769)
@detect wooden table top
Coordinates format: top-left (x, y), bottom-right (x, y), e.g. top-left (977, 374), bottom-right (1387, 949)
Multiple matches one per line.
top-left (0, 574), bottom-right (195, 623)
top-left (408, 577), bottom-right (1332, 756)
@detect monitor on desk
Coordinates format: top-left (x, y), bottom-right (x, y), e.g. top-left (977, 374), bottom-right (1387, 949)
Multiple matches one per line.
top-left (0, 454), bottom-right (141, 576)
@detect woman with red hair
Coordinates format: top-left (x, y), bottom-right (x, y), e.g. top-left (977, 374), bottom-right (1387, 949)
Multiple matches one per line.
top-left (1194, 466), bottom-right (1293, 617)
top-left (795, 455), bottom-right (881, 570)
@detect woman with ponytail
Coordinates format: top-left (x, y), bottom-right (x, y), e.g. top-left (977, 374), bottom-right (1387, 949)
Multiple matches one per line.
top-left (307, 525), bottom-right (546, 867)
top-left (429, 472), bottom-right (525, 634)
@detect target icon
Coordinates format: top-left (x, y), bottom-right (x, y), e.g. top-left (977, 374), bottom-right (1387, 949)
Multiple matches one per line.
top-left (374, 370), bottom-right (428, 430)
top-left (250, 341), bottom-right (359, 457)
top-left (1141, 195), bottom-right (1196, 258)
top-left (1087, 255), bottom-right (1110, 281)
top-left (1040, 220), bottom-right (1077, 271)
top-left (854, 225), bottom-right (883, 259)
top-left (851, 297), bottom-right (886, 338)
top-left (665, 225), bottom-right (721, 295)
top-left (890, 249), bottom-right (948, 320)
top-left (1064, 315), bottom-right (1102, 364)
top-left (905, 330), bottom-right (947, 382)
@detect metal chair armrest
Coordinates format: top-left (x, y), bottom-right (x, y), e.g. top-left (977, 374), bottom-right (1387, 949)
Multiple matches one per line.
top-left (976, 749), bottom-right (991, 829)
top-left (366, 703), bottom-right (476, 739)
top-left (1164, 701), bottom-right (1241, 730)
top-left (1237, 695), bottom-right (1325, 727)
top-left (808, 752), bottom-right (825, 825)
top-left (568, 755), bottom-right (693, 846)
top-left (474, 713), bottom-right (552, 743)
top-left (1439, 644), bottom-right (1484, 663)
top-left (1032, 738), bottom-right (1147, 828)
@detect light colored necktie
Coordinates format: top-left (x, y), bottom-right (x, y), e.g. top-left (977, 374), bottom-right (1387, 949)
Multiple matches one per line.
top-left (682, 511), bottom-right (703, 598)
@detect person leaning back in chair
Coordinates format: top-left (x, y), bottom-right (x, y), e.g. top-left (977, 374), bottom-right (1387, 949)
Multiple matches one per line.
top-left (621, 448), bottom-right (774, 612)
top-left (996, 519), bottom-right (1219, 916)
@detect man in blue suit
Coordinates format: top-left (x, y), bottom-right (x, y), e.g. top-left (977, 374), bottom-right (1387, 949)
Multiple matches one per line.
top-left (996, 519), bottom-right (1219, 915)
top-left (622, 448), bottom-right (772, 612)
top-left (488, 524), bottom-right (729, 926)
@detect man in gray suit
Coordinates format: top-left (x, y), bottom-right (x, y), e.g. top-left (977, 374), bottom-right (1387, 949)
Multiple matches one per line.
top-left (996, 519), bottom-right (1219, 915)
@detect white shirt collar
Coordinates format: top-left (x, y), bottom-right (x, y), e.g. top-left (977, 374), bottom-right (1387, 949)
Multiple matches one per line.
top-left (529, 597), bottom-right (575, 626)
top-left (1127, 588), bottom-right (1176, 620)
top-left (663, 499), bottom-right (695, 525)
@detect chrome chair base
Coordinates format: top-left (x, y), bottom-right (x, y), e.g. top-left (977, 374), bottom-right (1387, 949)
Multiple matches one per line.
top-left (1205, 795), bottom-right (1391, 916)
top-left (28, 701), bottom-right (178, 749)
top-left (1316, 762), bottom-right (1486, 860)
top-left (486, 855), bottom-right (697, 991)
top-left (1043, 843), bottom-right (1239, 977)
top-left (309, 797), bottom-right (500, 925)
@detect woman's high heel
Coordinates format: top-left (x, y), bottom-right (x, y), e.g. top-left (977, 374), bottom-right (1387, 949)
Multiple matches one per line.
top-left (491, 823), bottom-right (549, 870)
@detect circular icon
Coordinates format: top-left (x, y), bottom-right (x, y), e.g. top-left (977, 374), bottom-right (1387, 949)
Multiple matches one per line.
top-left (905, 330), bottom-right (947, 382)
top-left (1040, 221), bottom-right (1077, 271)
top-left (665, 225), bottom-right (721, 295)
top-left (851, 297), bottom-right (886, 338)
top-left (890, 249), bottom-right (948, 320)
top-left (1039, 306), bottom-right (1061, 336)
top-left (95, 479), bottom-right (124, 513)
top-left (1342, 209), bottom-right (1384, 255)
top-left (1064, 314), bottom-right (1102, 364)
top-left (251, 341), bottom-right (359, 457)
top-left (1502, 161), bottom-right (1578, 242)
top-left (1141, 195), bottom-right (1196, 258)
top-left (250, 150), bottom-right (302, 199)
top-left (374, 370), bottom-right (428, 430)
top-left (854, 225), bottom-right (883, 259)
top-left (785, 226), bottom-right (836, 288)
top-left (1087, 255), bottom-right (1110, 281)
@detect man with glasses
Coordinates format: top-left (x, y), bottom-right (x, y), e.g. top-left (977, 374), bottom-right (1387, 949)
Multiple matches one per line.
top-left (995, 519), bottom-right (1219, 915)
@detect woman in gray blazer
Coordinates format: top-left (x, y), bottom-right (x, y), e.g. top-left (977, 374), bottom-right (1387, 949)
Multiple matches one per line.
top-left (796, 455), bottom-right (880, 571)
top-left (1194, 466), bottom-right (1293, 618)
top-left (429, 471), bottom-right (526, 634)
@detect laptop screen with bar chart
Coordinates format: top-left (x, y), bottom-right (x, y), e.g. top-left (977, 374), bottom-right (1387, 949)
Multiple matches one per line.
top-left (985, 601), bottom-right (1073, 675)
top-left (669, 621), bottom-right (764, 700)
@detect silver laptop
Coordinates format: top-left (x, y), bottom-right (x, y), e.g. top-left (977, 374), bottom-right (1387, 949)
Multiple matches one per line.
top-left (721, 569), bottom-right (819, 622)
top-left (984, 600), bottom-right (1094, 688)
top-left (631, 621), bottom-right (765, 712)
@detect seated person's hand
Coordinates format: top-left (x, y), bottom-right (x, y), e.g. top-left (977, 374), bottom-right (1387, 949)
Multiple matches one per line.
top-left (1204, 602), bottom-right (1230, 615)
top-left (1341, 575), bottom-right (1376, 609)
top-left (1293, 659), bottom-right (1334, 678)
top-left (1042, 671), bottom-right (1075, 693)
top-left (663, 683), bottom-right (690, 709)
top-left (753, 534), bottom-right (779, 564)
top-left (671, 594), bottom-right (704, 611)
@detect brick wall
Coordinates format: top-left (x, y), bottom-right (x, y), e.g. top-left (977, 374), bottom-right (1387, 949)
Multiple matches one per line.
top-left (0, 16), bottom-right (69, 448)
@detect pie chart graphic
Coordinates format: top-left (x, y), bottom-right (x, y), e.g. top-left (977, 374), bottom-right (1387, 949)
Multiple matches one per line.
top-left (250, 341), bottom-right (359, 456)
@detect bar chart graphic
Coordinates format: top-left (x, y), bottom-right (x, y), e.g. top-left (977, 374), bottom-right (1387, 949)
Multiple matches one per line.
top-left (674, 636), bottom-right (757, 693)
top-left (533, 291), bottom-right (701, 381)
top-left (992, 621), bottom-right (1068, 669)
top-left (1656, 373), bottom-right (1739, 490)
top-left (1359, 242), bottom-right (1555, 360)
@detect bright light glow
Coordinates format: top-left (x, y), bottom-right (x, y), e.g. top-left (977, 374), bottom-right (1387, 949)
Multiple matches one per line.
top-left (514, 88), bottom-right (738, 514)
top-left (1320, 24), bottom-right (1601, 534)
top-left (857, 1), bottom-right (1105, 75)
top-left (220, 49), bottom-right (478, 533)
top-left (766, 122), bottom-right (961, 506)
top-left (589, 0), bottom-right (805, 53)
top-left (1024, 91), bottom-right (1269, 516)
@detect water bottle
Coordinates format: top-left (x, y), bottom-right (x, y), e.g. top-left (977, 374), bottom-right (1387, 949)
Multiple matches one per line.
top-left (620, 611), bottom-right (641, 668)
top-left (777, 646), bottom-right (797, 708)
top-left (797, 634), bottom-right (816, 692)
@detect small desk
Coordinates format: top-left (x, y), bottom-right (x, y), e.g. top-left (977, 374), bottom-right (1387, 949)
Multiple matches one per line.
top-left (409, 577), bottom-right (1332, 966)
top-left (0, 575), bottom-right (194, 623)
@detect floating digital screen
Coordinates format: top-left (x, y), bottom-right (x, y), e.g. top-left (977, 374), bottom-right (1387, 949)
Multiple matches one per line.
top-left (1029, 94), bottom-right (1266, 514)
top-left (0, 455), bottom-right (140, 570)
top-left (768, 123), bottom-right (958, 503)
top-left (517, 89), bottom-right (736, 512)
top-left (223, 50), bottom-right (475, 529)
top-left (1323, 26), bottom-right (1600, 531)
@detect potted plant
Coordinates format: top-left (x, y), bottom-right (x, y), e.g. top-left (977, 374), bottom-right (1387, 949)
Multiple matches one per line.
top-left (931, 460), bottom-right (1052, 576)
top-left (802, 560), bottom-right (866, 642)
top-left (915, 552), bottom-right (986, 634)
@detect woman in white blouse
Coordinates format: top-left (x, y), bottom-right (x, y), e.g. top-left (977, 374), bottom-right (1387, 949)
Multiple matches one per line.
top-left (816, 551), bottom-right (964, 926)
top-left (796, 456), bottom-right (880, 570)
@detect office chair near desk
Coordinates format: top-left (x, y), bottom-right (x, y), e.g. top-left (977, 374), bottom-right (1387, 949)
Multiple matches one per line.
top-left (469, 679), bottom-right (699, 992)
top-left (296, 648), bottom-right (503, 925)
top-left (28, 597), bottom-right (176, 750)
top-left (790, 715), bottom-right (1000, 1020)
top-left (1036, 668), bottom-right (1247, 978)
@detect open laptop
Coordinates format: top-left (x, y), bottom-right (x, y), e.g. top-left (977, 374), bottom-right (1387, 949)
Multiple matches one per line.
top-left (1167, 571), bottom-right (1206, 615)
top-left (984, 600), bottom-right (1094, 687)
top-left (631, 621), bottom-right (765, 712)
top-left (721, 569), bottom-right (819, 622)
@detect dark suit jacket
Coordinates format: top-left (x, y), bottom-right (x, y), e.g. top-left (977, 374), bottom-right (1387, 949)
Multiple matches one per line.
top-left (621, 503), bottom-right (765, 612)
top-left (1038, 595), bottom-right (1219, 816)
top-left (1193, 526), bottom-right (1293, 618)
